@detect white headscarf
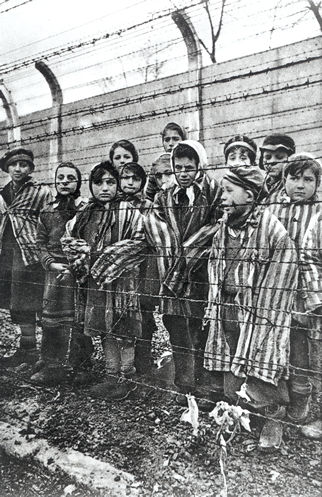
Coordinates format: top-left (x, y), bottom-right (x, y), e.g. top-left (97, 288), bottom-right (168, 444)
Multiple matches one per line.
top-left (170, 140), bottom-right (208, 206)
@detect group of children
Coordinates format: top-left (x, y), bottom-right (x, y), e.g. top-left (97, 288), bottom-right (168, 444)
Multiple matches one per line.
top-left (0, 122), bottom-right (321, 451)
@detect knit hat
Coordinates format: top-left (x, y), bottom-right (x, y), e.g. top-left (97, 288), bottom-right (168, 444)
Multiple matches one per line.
top-left (223, 166), bottom-right (267, 197)
top-left (224, 135), bottom-right (257, 162)
top-left (0, 147), bottom-right (34, 172)
top-left (260, 133), bottom-right (295, 155)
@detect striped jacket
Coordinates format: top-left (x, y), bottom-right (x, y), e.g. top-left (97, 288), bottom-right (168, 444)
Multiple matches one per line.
top-left (87, 177), bottom-right (220, 317)
top-left (204, 207), bottom-right (298, 386)
top-left (266, 189), bottom-right (321, 318)
top-left (64, 199), bottom-right (145, 337)
top-left (0, 178), bottom-right (52, 266)
top-left (301, 212), bottom-right (322, 313)
top-left (144, 176), bottom-right (220, 316)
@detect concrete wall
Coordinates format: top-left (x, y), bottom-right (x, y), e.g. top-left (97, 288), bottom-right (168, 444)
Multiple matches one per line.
top-left (0, 35), bottom-right (321, 187)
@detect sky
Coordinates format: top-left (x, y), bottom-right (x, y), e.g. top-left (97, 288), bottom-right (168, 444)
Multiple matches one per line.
top-left (0, 0), bottom-right (321, 119)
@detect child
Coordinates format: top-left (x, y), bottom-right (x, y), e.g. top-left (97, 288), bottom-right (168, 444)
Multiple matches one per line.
top-left (119, 162), bottom-right (157, 374)
top-left (204, 166), bottom-right (298, 451)
top-left (224, 135), bottom-right (257, 168)
top-left (161, 122), bottom-right (186, 153)
top-left (65, 161), bottom-right (144, 400)
top-left (109, 139), bottom-right (139, 172)
top-left (0, 148), bottom-right (52, 367)
top-left (267, 153), bottom-right (321, 426)
top-left (151, 140), bottom-right (220, 404)
top-left (300, 212), bottom-right (322, 440)
top-left (259, 133), bottom-right (295, 195)
top-left (145, 123), bottom-right (186, 201)
top-left (152, 153), bottom-right (173, 192)
top-left (119, 162), bottom-right (151, 213)
top-left (30, 162), bottom-right (87, 385)
top-left (89, 141), bottom-right (220, 404)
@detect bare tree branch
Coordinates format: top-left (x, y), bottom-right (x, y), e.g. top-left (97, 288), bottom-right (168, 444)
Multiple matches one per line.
top-left (306, 0), bottom-right (322, 31)
top-left (197, 0), bottom-right (226, 63)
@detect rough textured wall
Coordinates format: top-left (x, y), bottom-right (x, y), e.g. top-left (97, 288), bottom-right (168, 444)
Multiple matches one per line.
top-left (0, 36), bottom-right (321, 189)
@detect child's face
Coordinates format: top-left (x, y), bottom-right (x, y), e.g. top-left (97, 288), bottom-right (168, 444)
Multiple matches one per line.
top-left (163, 130), bottom-right (182, 152)
top-left (120, 170), bottom-right (142, 195)
top-left (221, 179), bottom-right (253, 220)
top-left (285, 167), bottom-right (317, 202)
top-left (226, 146), bottom-right (252, 168)
top-left (56, 166), bottom-right (78, 196)
top-left (154, 162), bottom-right (173, 189)
top-left (173, 156), bottom-right (198, 188)
top-left (8, 160), bottom-right (32, 183)
top-left (262, 148), bottom-right (289, 179)
top-left (112, 147), bottom-right (134, 170)
top-left (92, 171), bottom-right (118, 203)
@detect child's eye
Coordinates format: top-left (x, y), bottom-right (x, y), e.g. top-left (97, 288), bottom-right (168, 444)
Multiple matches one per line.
top-left (164, 137), bottom-right (171, 142)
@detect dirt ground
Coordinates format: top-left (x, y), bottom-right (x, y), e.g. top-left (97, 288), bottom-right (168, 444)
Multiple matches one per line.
top-left (0, 311), bottom-right (321, 497)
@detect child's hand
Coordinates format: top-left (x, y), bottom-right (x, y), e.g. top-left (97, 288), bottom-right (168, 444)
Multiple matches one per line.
top-left (49, 262), bottom-right (69, 272)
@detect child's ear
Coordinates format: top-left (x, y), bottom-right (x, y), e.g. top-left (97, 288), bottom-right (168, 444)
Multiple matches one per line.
top-left (246, 189), bottom-right (255, 204)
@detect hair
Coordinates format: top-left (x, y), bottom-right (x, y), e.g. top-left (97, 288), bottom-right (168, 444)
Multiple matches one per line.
top-left (120, 162), bottom-right (147, 191)
top-left (284, 153), bottom-right (322, 187)
top-left (109, 140), bottom-right (139, 164)
top-left (89, 161), bottom-right (119, 197)
top-left (152, 153), bottom-right (171, 169)
top-left (172, 143), bottom-right (199, 166)
top-left (224, 135), bottom-right (257, 164)
top-left (161, 122), bottom-right (186, 141)
top-left (55, 161), bottom-right (82, 197)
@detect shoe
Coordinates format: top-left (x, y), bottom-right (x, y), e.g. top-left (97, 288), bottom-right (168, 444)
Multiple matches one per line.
top-left (175, 394), bottom-right (188, 407)
top-left (258, 405), bottom-right (286, 452)
top-left (0, 348), bottom-right (38, 368)
top-left (108, 380), bottom-right (137, 401)
top-left (88, 378), bottom-right (119, 398)
top-left (32, 359), bottom-right (45, 374)
top-left (198, 399), bottom-right (216, 412)
top-left (30, 365), bottom-right (67, 386)
top-left (300, 419), bottom-right (322, 440)
top-left (258, 419), bottom-right (283, 452)
top-left (71, 369), bottom-right (94, 385)
top-left (287, 394), bottom-right (311, 424)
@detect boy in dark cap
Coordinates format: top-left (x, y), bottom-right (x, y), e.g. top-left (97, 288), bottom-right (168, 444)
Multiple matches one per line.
top-left (204, 166), bottom-right (298, 451)
top-left (259, 133), bottom-right (295, 194)
top-left (0, 147), bottom-right (52, 367)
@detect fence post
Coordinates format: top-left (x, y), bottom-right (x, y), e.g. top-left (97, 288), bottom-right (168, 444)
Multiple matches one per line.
top-left (171, 9), bottom-right (204, 142)
top-left (0, 81), bottom-right (21, 146)
top-left (35, 61), bottom-right (63, 168)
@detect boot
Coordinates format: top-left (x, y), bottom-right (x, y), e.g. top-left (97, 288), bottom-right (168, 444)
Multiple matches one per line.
top-left (300, 419), bottom-right (322, 440)
top-left (0, 347), bottom-right (38, 367)
top-left (119, 338), bottom-right (136, 377)
top-left (30, 326), bottom-right (70, 386)
top-left (30, 362), bottom-right (68, 386)
top-left (287, 392), bottom-right (311, 424)
top-left (258, 405), bottom-right (286, 452)
top-left (1, 323), bottom-right (38, 367)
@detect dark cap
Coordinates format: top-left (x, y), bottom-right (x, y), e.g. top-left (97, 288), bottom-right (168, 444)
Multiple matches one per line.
top-left (260, 133), bottom-right (295, 155)
top-left (0, 147), bottom-right (34, 173)
top-left (223, 166), bottom-right (267, 197)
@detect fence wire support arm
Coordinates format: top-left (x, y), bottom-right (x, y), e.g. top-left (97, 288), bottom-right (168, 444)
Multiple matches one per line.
top-left (0, 81), bottom-right (20, 145)
top-left (171, 9), bottom-right (203, 142)
top-left (35, 61), bottom-right (63, 166)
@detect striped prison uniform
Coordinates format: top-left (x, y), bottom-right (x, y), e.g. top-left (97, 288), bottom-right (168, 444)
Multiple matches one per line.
top-left (204, 207), bottom-right (298, 386)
